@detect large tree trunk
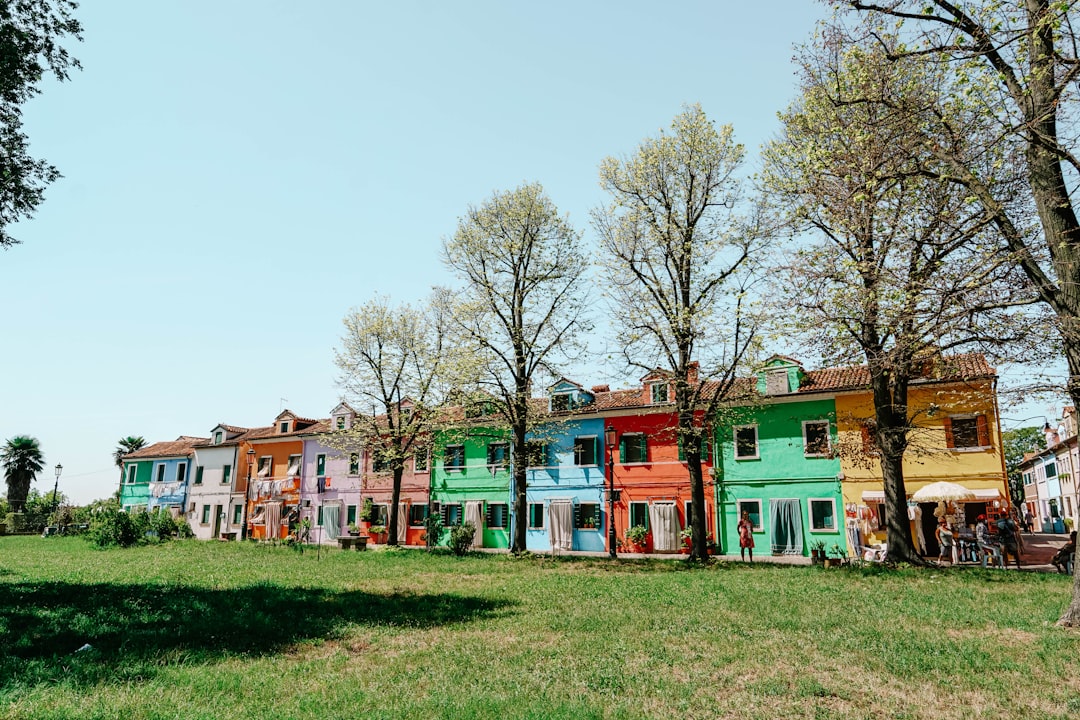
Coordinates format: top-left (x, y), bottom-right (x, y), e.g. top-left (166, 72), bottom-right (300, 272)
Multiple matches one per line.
top-left (680, 416), bottom-right (709, 562)
top-left (870, 369), bottom-right (924, 564)
top-left (387, 464), bottom-right (403, 547)
top-left (511, 425), bottom-right (528, 554)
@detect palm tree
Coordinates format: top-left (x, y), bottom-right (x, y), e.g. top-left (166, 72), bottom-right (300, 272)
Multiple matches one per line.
top-left (114, 436), bottom-right (146, 469)
top-left (2, 436), bottom-right (44, 512)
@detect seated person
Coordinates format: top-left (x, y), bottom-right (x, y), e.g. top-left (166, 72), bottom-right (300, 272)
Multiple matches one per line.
top-left (976, 514), bottom-right (1003, 568)
top-left (1052, 531), bottom-right (1077, 574)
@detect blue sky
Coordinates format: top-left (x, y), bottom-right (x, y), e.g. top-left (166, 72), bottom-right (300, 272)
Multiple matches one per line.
top-left (0, 1), bottom-right (1060, 504)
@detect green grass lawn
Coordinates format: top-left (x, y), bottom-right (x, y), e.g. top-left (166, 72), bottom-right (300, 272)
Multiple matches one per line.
top-left (0, 537), bottom-right (1076, 720)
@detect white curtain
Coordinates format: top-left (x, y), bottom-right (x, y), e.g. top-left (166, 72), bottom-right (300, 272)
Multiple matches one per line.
top-left (265, 502), bottom-right (282, 540)
top-left (465, 501), bottom-right (484, 548)
top-left (324, 503), bottom-right (341, 541)
top-left (649, 502), bottom-right (681, 552)
top-left (770, 499), bottom-right (803, 555)
top-left (397, 502), bottom-right (409, 543)
top-left (549, 501), bottom-right (573, 552)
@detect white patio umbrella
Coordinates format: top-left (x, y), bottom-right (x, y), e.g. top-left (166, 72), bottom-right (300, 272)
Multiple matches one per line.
top-left (910, 481), bottom-right (977, 503)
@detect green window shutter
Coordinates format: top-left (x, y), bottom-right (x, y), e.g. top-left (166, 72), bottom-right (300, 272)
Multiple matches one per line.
top-left (593, 504), bottom-right (602, 528)
top-left (195, 466), bottom-right (204, 485)
top-left (574, 504), bottom-right (581, 528)
top-left (316, 455), bottom-right (326, 476)
top-left (222, 465), bottom-right (231, 485)
top-left (317, 506), bottom-right (324, 525)
top-left (619, 436), bottom-right (627, 463)
top-left (678, 437), bottom-right (685, 462)
top-left (594, 437), bottom-right (601, 465)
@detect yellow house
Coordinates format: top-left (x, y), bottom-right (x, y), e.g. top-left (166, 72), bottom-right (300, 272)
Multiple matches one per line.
top-left (832, 354), bottom-right (1008, 552)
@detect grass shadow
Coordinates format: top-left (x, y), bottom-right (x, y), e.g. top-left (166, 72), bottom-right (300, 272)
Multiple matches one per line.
top-left (0, 579), bottom-right (512, 691)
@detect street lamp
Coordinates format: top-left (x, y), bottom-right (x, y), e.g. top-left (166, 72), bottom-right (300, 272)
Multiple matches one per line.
top-left (605, 425), bottom-right (617, 559)
top-left (52, 463), bottom-right (63, 511)
top-left (241, 448), bottom-right (256, 540)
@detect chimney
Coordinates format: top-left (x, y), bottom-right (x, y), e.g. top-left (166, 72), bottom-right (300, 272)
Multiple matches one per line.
top-left (687, 362), bottom-right (699, 386)
top-left (591, 384), bottom-right (610, 393)
top-left (1044, 421), bottom-right (1059, 449)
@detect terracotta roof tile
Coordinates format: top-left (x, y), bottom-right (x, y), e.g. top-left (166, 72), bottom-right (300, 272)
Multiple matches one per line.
top-left (124, 437), bottom-right (207, 460)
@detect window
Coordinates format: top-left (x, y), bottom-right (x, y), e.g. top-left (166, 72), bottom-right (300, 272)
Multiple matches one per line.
top-left (803, 420), bottom-right (831, 456)
top-left (525, 440), bottom-right (548, 468)
top-left (736, 500), bottom-right (762, 531)
top-left (286, 455), bottom-right (301, 477)
top-left (372, 504), bottom-right (388, 525)
top-left (486, 502), bottom-right (508, 528)
top-left (194, 466), bottom-right (204, 485)
top-left (945, 414), bottom-right (989, 450)
top-left (257, 456), bottom-right (272, 478)
top-left (1023, 471), bottom-right (1033, 485)
top-left (575, 503), bottom-right (601, 529)
top-left (650, 381), bottom-right (669, 404)
top-left (861, 420), bottom-right (879, 454)
top-left (347, 505), bottom-right (357, 525)
top-left (336, 416), bottom-right (346, 430)
top-left (126, 465), bottom-right (137, 484)
top-left (734, 426), bottom-right (758, 460)
top-left (684, 501), bottom-right (693, 528)
top-left (201, 505), bottom-right (211, 524)
top-left (214, 431), bottom-right (223, 445)
top-left (409, 504), bottom-right (428, 526)
top-left (678, 435), bottom-right (712, 462)
top-left (444, 503), bottom-right (463, 526)
top-left (222, 464), bottom-right (232, 485)
top-left (487, 442), bottom-right (510, 470)
top-left (528, 503), bottom-right (544, 529)
top-left (629, 502), bottom-right (649, 530)
top-left (809, 498), bottom-right (836, 531)
top-left (279, 421), bottom-right (290, 434)
top-left (620, 433), bottom-right (648, 464)
top-left (155, 464), bottom-right (165, 483)
top-left (349, 453), bottom-right (359, 475)
top-left (444, 445), bottom-right (465, 471)
top-left (316, 454), bottom-right (326, 476)
top-left (765, 369), bottom-right (788, 395)
top-left (573, 436), bottom-right (598, 466)
top-left (551, 393), bottom-right (572, 412)
top-left (414, 448), bottom-right (429, 472)
top-left (233, 504), bottom-right (242, 524)
top-left (1045, 462), bottom-right (1058, 479)
top-left (176, 463), bottom-right (187, 484)
top-left (372, 449), bottom-right (389, 473)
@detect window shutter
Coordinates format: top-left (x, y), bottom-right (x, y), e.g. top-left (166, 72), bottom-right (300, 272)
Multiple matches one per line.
top-left (976, 415), bottom-right (990, 447)
top-left (943, 417), bottom-right (955, 449)
top-left (678, 437), bottom-right (685, 462)
top-left (861, 423), bottom-right (872, 452)
top-left (593, 504), bottom-right (602, 528)
top-left (574, 504), bottom-right (581, 528)
top-left (638, 434), bottom-right (648, 462)
top-left (440, 504), bottom-right (449, 525)
top-left (594, 437), bottom-right (600, 465)
top-left (485, 503), bottom-right (493, 526)
top-left (619, 436), bottom-right (627, 463)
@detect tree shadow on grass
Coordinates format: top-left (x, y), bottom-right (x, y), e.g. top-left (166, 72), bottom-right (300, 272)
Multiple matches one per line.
top-left (0, 580), bottom-right (513, 691)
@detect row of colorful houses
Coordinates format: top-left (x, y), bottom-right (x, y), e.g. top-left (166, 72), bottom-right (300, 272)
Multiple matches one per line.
top-left (1018, 408), bottom-right (1080, 534)
top-left (120, 353), bottom-right (1011, 558)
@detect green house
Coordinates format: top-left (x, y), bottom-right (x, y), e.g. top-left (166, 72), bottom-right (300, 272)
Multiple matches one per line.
top-left (714, 356), bottom-right (845, 558)
top-left (430, 423), bottom-right (511, 549)
top-left (118, 458), bottom-right (153, 512)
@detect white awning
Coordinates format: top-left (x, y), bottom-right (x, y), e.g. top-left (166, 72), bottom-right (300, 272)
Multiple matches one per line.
top-left (861, 491), bottom-right (886, 502)
top-left (971, 488), bottom-right (1001, 500)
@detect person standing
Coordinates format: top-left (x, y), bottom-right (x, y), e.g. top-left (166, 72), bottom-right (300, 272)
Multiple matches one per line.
top-left (996, 513), bottom-right (1021, 569)
top-left (737, 511), bottom-right (754, 563)
top-left (1024, 509), bottom-right (1034, 533)
top-left (935, 519), bottom-right (955, 564)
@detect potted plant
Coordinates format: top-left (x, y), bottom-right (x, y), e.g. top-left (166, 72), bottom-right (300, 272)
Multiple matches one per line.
top-left (810, 539), bottom-right (826, 564)
top-left (705, 533), bottom-right (719, 556)
top-left (824, 543), bottom-right (844, 568)
top-left (679, 526), bottom-right (693, 553)
top-left (360, 498), bottom-right (374, 527)
top-left (625, 525), bottom-right (648, 553)
top-left (347, 523), bottom-right (361, 537)
top-left (368, 524), bottom-right (387, 543)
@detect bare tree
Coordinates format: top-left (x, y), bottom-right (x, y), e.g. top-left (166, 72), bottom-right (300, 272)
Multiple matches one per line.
top-left (842, 0), bottom-right (1080, 622)
top-left (761, 28), bottom-right (1034, 563)
top-left (442, 183), bottom-right (590, 554)
top-left (333, 292), bottom-right (453, 546)
top-left (593, 104), bottom-right (762, 562)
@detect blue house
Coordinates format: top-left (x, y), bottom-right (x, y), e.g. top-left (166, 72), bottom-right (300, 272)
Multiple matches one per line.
top-left (524, 379), bottom-right (608, 553)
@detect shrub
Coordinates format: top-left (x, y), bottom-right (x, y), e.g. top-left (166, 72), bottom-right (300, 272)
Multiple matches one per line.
top-left (449, 522), bottom-right (475, 556)
top-left (361, 498), bottom-right (374, 522)
top-left (625, 525), bottom-right (648, 545)
top-left (423, 512), bottom-right (443, 552)
top-left (87, 508), bottom-right (140, 548)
